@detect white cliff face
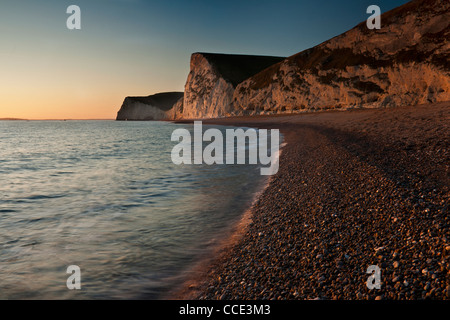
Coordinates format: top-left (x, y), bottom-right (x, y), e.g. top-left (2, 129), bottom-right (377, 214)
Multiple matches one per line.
top-left (116, 98), bottom-right (166, 120)
top-left (166, 97), bottom-right (184, 120)
top-left (115, 53), bottom-right (286, 120)
top-left (117, 0), bottom-right (449, 120)
top-left (232, 0), bottom-right (450, 115)
top-left (116, 92), bottom-right (183, 120)
top-left (182, 53), bottom-right (235, 119)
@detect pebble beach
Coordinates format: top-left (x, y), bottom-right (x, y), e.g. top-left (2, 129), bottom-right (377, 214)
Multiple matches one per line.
top-left (172, 101), bottom-right (449, 300)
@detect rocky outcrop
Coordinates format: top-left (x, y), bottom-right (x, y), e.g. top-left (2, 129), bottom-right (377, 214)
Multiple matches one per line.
top-left (232, 0), bottom-right (450, 115)
top-left (116, 0), bottom-right (449, 120)
top-left (166, 96), bottom-right (184, 120)
top-left (116, 92), bottom-right (183, 120)
top-left (182, 53), bottom-right (285, 118)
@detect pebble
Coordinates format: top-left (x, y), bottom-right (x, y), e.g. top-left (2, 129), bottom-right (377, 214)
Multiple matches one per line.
top-left (187, 112), bottom-right (450, 300)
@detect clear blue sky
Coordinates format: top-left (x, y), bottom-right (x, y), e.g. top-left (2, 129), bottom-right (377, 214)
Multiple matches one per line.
top-left (0, 0), bottom-right (410, 119)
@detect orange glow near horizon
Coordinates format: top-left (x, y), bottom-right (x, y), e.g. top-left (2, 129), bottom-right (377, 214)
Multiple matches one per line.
top-left (2, 69), bottom-right (135, 120)
top-left (0, 46), bottom-right (187, 120)
top-left (0, 58), bottom-right (186, 120)
top-left (2, 94), bottom-right (120, 120)
top-left (0, 9), bottom-right (187, 120)
top-left (1, 85), bottom-right (151, 120)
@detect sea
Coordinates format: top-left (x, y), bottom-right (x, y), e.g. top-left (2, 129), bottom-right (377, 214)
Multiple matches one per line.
top-left (0, 120), bottom-right (271, 299)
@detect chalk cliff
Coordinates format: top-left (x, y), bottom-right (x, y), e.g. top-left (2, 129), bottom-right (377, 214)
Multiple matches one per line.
top-left (116, 92), bottom-right (183, 120)
top-left (182, 53), bottom-right (285, 118)
top-left (116, 0), bottom-right (449, 120)
top-left (232, 0), bottom-right (450, 115)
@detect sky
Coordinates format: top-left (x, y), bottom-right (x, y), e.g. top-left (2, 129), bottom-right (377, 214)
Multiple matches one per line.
top-left (0, 0), bottom-right (410, 119)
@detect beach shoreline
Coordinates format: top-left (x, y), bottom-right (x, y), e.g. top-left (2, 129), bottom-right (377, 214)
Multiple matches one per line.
top-left (166, 128), bottom-right (285, 300)
top-left (169, 101), bottom-right (449, 300)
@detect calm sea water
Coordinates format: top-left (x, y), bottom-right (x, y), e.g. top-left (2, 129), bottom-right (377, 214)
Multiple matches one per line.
top-left (0, 120), bottom-right (268, 299)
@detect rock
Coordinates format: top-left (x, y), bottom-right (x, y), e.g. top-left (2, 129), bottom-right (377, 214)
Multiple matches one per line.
top-left (118, 1), bottom-right (450, 120)
top-left (116, 92), bottom-right (183, 120)
top-left (166, 97), bottom-right (184, 120)
top-left (182, 53), bottom-right (285, 118)
top-left (232, 0), bottom-right (450, 116)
